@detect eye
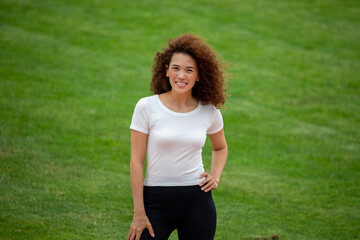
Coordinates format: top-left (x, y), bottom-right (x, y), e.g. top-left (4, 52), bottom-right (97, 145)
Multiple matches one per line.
top-left (171, 67), bottom-right (179, 70)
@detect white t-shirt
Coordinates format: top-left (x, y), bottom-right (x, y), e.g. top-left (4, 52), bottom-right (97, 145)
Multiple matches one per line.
top-left (130, 95), bottom-right (223, 186)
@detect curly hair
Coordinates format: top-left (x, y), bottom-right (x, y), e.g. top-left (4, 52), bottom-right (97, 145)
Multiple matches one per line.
top-left (150, 33), bottom-right (227, 108)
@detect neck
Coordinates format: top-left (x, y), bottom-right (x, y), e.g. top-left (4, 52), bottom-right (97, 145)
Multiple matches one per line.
top-left (160, 90), bottom-right (199, 112)
top-left (158, 91), bottom-right (199, 113)
top-left (168, 90), bottom-right (195, 106)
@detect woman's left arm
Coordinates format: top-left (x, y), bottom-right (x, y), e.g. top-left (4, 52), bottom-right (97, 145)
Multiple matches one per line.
top-left (199, 129), bottom-right (228, 192)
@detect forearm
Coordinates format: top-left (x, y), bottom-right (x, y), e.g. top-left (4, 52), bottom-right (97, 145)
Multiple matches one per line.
top-left (128, 158), bottom-right (155, 239)
top-left (210, 145), bottom-right (228, 182)
top-left (130, 160), bottom-right (145, 214)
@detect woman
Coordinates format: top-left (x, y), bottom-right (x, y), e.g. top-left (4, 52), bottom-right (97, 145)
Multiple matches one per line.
top-left (127, 33), bottom-right (228, 240)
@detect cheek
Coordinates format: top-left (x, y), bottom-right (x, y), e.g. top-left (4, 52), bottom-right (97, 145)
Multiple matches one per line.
top-left (168, 72), bottom-right (177, 80)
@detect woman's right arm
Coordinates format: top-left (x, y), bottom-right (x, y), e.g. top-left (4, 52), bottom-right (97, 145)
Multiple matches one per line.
top-left (127, 130), bottom-right (155, 240)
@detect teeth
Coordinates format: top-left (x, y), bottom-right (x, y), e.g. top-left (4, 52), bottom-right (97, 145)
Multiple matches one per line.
top-left (176, 81), bottom-right (187, 86)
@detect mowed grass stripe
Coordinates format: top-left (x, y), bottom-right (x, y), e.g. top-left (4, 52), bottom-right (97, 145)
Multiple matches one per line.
top-left (1, 0), bottom-right (359, 239)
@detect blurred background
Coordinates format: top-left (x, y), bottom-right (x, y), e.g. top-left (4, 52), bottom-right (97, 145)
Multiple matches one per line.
top-left (1, 0), bottom-right (359, 239)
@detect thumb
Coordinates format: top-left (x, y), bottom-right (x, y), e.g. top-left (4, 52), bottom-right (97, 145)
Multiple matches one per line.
top-left (147, 223), bottom-right (155, 238)
top-left (199, 172), bottom-right (207, 178)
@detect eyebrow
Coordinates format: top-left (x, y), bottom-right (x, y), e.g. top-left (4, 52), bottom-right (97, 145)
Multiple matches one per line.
top-left (170, 64), bottom-right (196, 69)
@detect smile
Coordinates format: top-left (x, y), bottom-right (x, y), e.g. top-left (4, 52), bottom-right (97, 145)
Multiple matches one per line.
top-left (175, 81), bottom-right (188, 87)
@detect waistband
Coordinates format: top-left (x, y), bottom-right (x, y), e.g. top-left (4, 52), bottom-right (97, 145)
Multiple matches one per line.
top-left (143, 185), bottom-right (201, 192)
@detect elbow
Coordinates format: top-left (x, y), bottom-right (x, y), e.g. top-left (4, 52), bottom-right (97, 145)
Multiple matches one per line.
top-left (213, 143), bottom-right (228, 154)
top-left (130, 158), bottom-right (145, 171)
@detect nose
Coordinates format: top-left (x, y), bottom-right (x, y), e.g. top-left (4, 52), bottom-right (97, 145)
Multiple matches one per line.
top-left (178, 70), bottom-right (185, 79)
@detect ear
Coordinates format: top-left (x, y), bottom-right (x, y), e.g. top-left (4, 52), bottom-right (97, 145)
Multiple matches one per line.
top-left (165, 64), bottom-right (169, 77)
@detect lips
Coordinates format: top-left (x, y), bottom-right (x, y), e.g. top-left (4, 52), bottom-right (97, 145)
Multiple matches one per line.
top-left (175, 81), bottom-right (187, 87)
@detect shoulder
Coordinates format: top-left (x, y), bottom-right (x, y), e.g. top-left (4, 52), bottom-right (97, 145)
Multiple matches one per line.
top-left (202, 103), bottom-right (223, 134)
top-left (200, 102), bottom-right (221, 113)
top-left (138, 95), bottom-right (156, 103)
top-left (135, 95), bottom-right (157, 106)
top-left (197, 103), bottom-right (222, 123)
top-left (133, 95), bottom-right (159, 117)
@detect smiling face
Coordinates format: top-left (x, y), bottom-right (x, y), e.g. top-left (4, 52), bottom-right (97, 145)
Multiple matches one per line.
top-left (166, 52), bottom-right (199, 95)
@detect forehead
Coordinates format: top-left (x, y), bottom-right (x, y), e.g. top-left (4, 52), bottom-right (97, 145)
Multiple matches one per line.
top-left (169, 53), bottom-right (197, 67)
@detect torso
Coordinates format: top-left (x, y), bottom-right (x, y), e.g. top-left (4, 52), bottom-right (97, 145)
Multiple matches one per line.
top-left (130, 95), bottom-right (224, 186)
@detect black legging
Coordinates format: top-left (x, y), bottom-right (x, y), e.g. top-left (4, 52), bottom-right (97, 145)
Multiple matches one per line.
top-left (140, 185), bottom-right (217, 240)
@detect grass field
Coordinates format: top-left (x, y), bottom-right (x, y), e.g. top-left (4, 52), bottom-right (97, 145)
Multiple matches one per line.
top-left (1, 0), bottom-right (359, 239)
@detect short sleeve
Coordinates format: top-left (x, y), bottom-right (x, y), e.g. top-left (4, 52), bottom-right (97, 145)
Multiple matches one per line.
top-left (130, 98), bottom-right (150, 134)
top-left (207, 108), bottom-right (224, 134)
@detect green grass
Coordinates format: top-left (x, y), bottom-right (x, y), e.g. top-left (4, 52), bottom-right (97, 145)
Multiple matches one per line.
top-left (1, 0), bottom-right (359, 239)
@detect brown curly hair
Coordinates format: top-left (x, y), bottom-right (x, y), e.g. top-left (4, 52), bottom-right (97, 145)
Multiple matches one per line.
top-left (150, 33), bottom-right (227, 108)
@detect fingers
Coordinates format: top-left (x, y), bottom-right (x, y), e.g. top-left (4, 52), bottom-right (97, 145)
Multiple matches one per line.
top-left (199, 172), bottom-right (207, 179)
top-left (199, 172), bottom-right (210, 186)
top-left (127, 225), bottom-right (143, 240)
top-left (147, 223), bottom-right (155, 237)
top-left (199, 172), bottom-right (219, 192)
top-left (135, 230), bottom-right (141, 240)
top-left (128, 222), bottom-right (155, 240)
top-left (127, 227), bottom-right (135, 240)
top-left (202, 178), bottom-right (218, 192)
top-left (127, 226), bottom-right (138, 240)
